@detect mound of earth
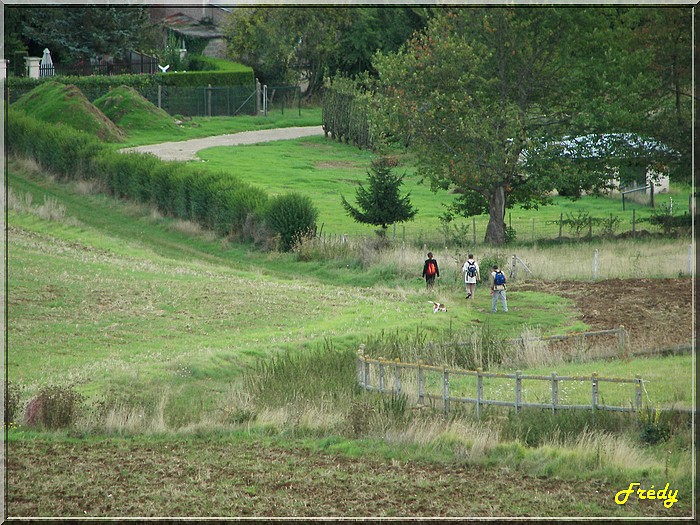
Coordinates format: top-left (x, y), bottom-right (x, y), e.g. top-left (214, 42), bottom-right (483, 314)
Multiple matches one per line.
top-left (518, 277), bottom-right (693, 351)
top-left (12, 81), bottom-right (125, 142)
top-left (93, 85), bottom-right (181, 133)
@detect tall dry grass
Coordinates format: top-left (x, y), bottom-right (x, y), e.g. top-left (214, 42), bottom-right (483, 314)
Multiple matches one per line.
top-left (372, 239), bottom-right (693, 281)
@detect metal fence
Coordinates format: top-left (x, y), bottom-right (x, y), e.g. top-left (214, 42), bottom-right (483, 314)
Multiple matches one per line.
top-left (154, 84), bottom-right (258, 117)
top-left (356, 339), bottom-right (692, 417)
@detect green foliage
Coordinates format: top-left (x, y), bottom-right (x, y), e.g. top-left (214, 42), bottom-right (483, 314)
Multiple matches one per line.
top-left (640, 204), bottom-right (694, 236)
top-left (340, 156), bottom-right (417, 233)
top-left (264, 192), bottom-right (319, 251)
top-left (243, 342), bottom-right (357, 407)
top-left (372, 8), bottom-right (691, 245)
top-left (9, 6), bottom-right (158, 64)
top-left (7, 109), bottom-right (275, 244)
top-left (322, 75), bottom-right (374, 148)
top-left (5, 382), bottom-right (24, 426)
top-left (24, 385), bottom-right (84, 430)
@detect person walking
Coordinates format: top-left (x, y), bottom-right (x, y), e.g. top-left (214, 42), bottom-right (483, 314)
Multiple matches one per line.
top-left (422, 252), bottom-right (440, 289)
top-left (489, 264), bottom-right (508, 313)
top-left (461, 253), bottom-right (480, 300)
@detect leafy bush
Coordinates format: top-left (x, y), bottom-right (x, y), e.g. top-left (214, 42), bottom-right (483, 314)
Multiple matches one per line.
top-left (642, 204), bottom-right (694, 235)
top-left (264, 192), bottom-right (319, 251)
top-left (24, 385), bottom-right (84, 430)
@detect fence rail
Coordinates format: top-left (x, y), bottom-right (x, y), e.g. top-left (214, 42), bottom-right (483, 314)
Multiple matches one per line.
top-left (356, 345), bottom-right (693, 417)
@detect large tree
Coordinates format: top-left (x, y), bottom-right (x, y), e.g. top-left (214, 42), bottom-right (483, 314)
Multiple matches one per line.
top-left (223, 7), bottom-right (431, 96)
top-left (372, 7), bottom-right (692, 245)
top-left (5, 6), bottom-right (159, 65)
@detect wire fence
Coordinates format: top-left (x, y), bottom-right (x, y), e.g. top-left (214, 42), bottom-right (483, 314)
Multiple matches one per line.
top-left (315, 206), bottom-right (694, 249)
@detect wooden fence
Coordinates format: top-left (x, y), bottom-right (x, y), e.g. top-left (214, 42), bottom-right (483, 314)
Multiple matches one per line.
top-left (356, 344), bottom-right (647, 417)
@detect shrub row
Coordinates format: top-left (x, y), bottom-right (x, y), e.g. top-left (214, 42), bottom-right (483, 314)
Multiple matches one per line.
top-left (322, 75), bottom-right (374, 150)
top-left (8, 108), bottom-right (317, 248)
top-left (9, 69), bottom-right (255, 105)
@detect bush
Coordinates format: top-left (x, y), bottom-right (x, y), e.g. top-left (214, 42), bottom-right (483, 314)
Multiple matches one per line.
top-left (5, 382), bottom-right (23, 426)
top-left (24, 385), bottom-right (84, 430)
top-left (264, 192), bottom-right (319, 251)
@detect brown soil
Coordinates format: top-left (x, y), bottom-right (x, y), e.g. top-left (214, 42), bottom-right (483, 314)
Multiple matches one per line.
top-left (517, 278), bottom-right (694, 351)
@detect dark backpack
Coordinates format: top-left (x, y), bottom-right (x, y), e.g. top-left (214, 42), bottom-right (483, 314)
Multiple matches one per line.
top-left (426, 261), bottom-right (437, 276)
top-left (466, 262), bottom-right (477, 278)
top-left (494, 270), bottom-right (506, 286)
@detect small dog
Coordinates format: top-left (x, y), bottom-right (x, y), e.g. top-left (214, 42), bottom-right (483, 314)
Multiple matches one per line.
top-left (429, 301), bottom-right (447, 313)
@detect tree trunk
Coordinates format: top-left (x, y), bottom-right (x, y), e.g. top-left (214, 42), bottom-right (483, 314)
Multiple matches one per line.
top-left (484, 186), bottom-right (507, 245)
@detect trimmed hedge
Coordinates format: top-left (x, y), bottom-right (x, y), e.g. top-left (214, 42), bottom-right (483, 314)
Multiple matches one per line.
top-left (8, 108), bottom-right (316, 249)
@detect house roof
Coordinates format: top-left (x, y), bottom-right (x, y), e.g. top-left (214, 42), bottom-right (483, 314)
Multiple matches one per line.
top-left (162, 12), bottom-right (224, 40)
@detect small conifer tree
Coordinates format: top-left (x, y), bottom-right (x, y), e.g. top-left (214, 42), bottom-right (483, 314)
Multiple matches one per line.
top-left (341, 157), bottom-right (417, 236)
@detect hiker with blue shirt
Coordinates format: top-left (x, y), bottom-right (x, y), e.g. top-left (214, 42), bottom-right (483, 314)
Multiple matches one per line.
top-left (489, 264), bottom-right (508, 313)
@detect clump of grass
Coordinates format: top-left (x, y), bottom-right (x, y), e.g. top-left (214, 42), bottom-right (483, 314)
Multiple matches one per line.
top-left (363, 324), bottom-right (508, 370)
top-left (5, 381), bottom-right (24, 427)
top-left (24, 385), bottom-right (84, 430)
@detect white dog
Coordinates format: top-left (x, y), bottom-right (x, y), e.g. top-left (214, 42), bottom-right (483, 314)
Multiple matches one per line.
top-left (429, 301), bottom-right (447, 313)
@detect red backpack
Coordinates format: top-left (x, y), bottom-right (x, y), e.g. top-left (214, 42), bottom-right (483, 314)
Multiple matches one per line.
top-left (426, 261), bottom-right (437, 276)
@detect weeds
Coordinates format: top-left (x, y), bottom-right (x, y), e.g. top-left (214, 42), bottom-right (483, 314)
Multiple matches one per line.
top-left (24, 385), bottom-right (84, 430)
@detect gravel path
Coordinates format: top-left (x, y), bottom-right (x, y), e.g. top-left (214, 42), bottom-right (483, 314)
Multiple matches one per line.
top-left (119, 125), bottom-right (325, 162)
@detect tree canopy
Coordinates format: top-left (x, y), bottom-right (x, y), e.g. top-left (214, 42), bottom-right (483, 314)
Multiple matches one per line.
top-left (371, 7), bottom-right (692, 245)
top-left (4, 6), bottom-right (160, 65)
top-left (223, 7), bottom-right (432, 96)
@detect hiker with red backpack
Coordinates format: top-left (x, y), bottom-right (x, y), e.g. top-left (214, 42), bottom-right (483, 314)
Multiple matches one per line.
top-left (422, 252), bottom-right (440, 289)
top-left (489, 264), bottom-right (508, 313)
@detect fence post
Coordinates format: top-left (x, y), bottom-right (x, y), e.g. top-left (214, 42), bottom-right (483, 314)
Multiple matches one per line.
top-left (617, 326), bottom-right (626, 354)
top-left (688, 245), bottom-right (693, 276)
top-left (378, 360), bottom-right (385, 393)
top-left (632, 209), bottom-right (636, 238)
top-left (157, 84), bottom-right (162, 110)
top-left (207, 84), bottom-right (212, 117)
top-left (591, 372), bottom-right (599, 411)
top-left (363, 360), bottom-right (370, 391)
top-left (394, 359), bottom-right (401, 396)
top-left (634, 375), bottom-right (643, 417)
top-left (551, 372), bottom-right (558, 413)
top-left (442, 368), bottom-right (450, 414)
top-left (417, 361), bottom-right (424, 406)
top-left (558, 213), bottom-right (563, 240)
top-left (515, 370), bottom-right (522, 413)
top-left (593, 249), bottom-right (599, 281)
top-left (476, 368), bottom-right (483, 419)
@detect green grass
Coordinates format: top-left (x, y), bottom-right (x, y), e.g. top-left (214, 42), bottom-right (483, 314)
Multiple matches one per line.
top-left (192, 135), bottom-right (693, 243)
top-left (116, 107), bottom-right (323, 148)
top-left (6, 109), bottom-right (694, 519)
top-left (12, 80), bottom-right (125, 142)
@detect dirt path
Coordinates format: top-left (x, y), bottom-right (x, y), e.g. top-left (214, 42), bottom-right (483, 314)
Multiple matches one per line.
top-left (119, 125), bottom-right (324, 162)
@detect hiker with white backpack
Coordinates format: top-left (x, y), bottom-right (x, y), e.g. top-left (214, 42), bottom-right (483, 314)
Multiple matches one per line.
top-left (489, 264), bottom-right (508, 313)
top-left (461, 254), bottom-right (481, 300)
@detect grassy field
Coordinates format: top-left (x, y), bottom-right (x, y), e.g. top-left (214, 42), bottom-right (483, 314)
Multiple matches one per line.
top-left (5, 105), bottom-right (695, 519)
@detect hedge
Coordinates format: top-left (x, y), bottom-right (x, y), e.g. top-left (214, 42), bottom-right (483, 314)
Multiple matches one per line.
top-left (8, 69), bottom-right (254, 105)
top-left (7, 108), bottom-right (316, 248)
